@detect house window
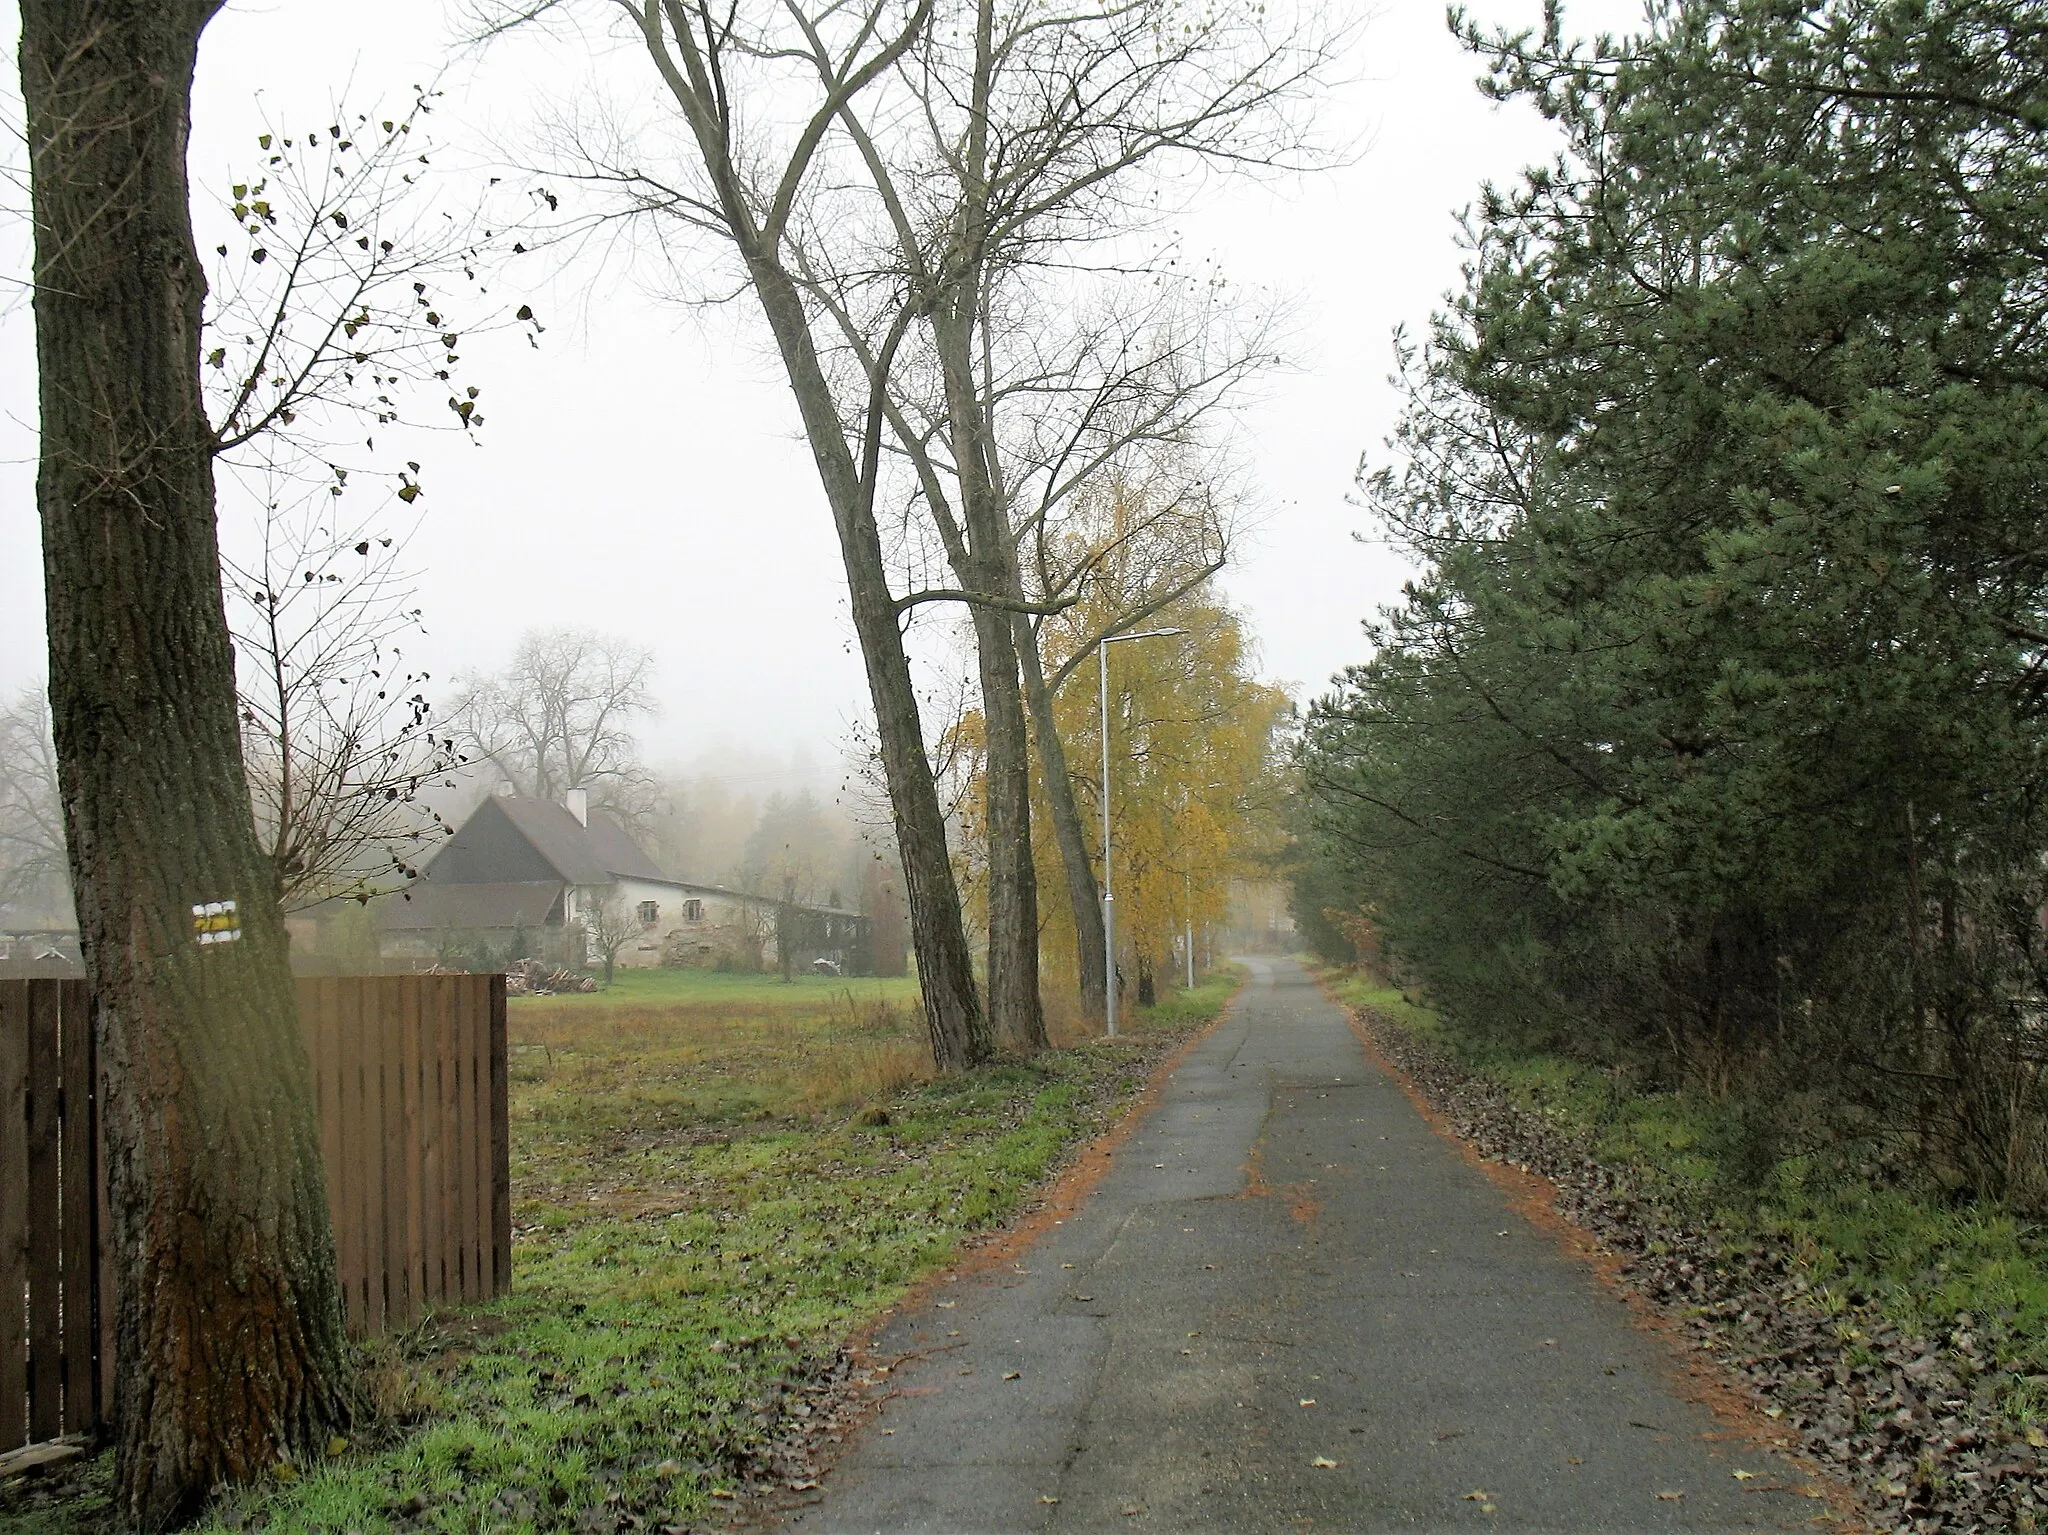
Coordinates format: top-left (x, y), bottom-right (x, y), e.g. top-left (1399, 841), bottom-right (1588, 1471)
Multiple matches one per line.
top-left (683, 899), bottom-right (704, 922)
top-left (637, 901), bottom-right (658, 926)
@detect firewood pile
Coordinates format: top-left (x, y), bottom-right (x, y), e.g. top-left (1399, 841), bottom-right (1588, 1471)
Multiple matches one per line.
top-left (503, 957), bottom-right (598, 996)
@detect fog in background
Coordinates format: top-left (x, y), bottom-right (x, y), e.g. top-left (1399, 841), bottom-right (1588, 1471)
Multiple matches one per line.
top-left (0, 0), bottom-right (1646, 763)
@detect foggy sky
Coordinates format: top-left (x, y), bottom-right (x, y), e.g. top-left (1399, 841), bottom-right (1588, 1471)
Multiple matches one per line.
top-left (0, 0), bottom-right (1647, 765)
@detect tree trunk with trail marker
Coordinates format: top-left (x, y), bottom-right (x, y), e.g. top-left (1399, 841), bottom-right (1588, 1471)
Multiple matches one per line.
top-left (20, 2), bottom-right (353, 1525)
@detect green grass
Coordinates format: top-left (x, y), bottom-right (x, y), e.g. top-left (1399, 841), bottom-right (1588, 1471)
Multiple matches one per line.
top-left (3, 969), bottom-right (1240, 1534)
top-left (523, 966), bottom-right (924, 1012)
top-left (1319, 963), bottom-right (2048, 1420)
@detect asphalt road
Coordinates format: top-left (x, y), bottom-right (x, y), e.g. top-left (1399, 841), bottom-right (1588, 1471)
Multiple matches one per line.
top-left (789, 956), bottom-right (1829, 1534)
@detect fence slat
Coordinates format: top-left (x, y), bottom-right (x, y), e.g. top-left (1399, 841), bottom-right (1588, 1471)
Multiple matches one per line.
top-left (4, 970), bottom-right (510, 1446)
top-left (25, 983), bottom-right (61, 1441)
top-left (397, 977), bottom-right (424, 1324)
top-left (454, 978), bottom-right (480, 1303)
top-left (0, 983), bottom-right (29, 1448)
top-left (419, 978), bottom-right (448, 1301)
top-left (358, 979), bottom-right (387, 1337)
top-left (376, 977), bottom-right (407, 1329)
top-left (92, 994), bottom-right (113, 1432)
top-left (468, 979), bottom-right (493, 1302)
top-left (488, 974), bottom-right (510, 1298)
top-left (58, 985), bottom-right (94, 1431)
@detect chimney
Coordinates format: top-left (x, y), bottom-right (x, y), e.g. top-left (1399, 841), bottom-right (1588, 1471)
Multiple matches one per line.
top-left (564, 788), bottom-right (589, 826)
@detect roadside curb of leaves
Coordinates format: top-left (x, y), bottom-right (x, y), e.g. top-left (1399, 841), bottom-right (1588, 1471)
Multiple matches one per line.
top-left (1349, 1003), bottom-right (2047, 1535)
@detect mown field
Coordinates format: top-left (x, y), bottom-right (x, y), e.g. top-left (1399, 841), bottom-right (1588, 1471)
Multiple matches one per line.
top-left (4, 968), bottom-right (1239, 1534)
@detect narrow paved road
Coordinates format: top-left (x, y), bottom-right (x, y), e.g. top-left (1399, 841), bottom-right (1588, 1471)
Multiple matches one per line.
top-left (791, 957), bottom-right (1829, 1533)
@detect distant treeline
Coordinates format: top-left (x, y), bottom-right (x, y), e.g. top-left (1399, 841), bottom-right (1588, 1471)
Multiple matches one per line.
top-left (1294, 1), bottom-right (2048, 1209)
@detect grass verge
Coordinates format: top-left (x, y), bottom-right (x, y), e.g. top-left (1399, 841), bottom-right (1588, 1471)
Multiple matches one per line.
top-left (1317, 966), bottom-right (2048, 1425)
top-left (3, 969), bottom-right (1240, 1535)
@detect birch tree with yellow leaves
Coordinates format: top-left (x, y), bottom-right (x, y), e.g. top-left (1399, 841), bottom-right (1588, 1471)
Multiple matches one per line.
top-left (951, 476), bottom-right (1290, 1013)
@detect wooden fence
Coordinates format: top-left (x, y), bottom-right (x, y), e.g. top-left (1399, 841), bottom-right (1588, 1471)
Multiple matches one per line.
top-left (0, 973), bottom-right (508, 1450)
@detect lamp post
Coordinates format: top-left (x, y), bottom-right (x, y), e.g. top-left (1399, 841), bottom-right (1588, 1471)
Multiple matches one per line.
top-left (1100, 626), bottom-right (1185, 1037)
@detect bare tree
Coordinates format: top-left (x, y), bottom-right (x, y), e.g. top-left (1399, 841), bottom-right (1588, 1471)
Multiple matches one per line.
top-left (576, 885), bottom-right (636, 986)
top-left (479, 0), bottom-right (995, 1070)
top-left (482, 0), bottom-right (1333, 1055)
top-left (0, 689), bottom-right (68, 922)
top-left (228, 500), bottom-right (465, 910)
top-left (449, 628), bottom-right (658, 820)
top-left (774, 1), bottom-right (1323, 1030)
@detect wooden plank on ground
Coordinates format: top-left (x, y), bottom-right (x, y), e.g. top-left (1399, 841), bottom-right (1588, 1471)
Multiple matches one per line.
top-left (57, 985), bottom-right (93, 1433)
top-left (25, 982), bottom-right (61, 1442)
top-left (0, 983), bottom-right (32, 1448)
top-left (488, 973), bottom-right (510, 1299)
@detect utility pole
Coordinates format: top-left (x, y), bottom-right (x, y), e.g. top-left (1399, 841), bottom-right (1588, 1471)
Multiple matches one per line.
top-left (1099, 627), bottom-right (1185, 1036)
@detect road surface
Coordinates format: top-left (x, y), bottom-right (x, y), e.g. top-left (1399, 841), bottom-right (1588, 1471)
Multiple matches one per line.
top-left (789, 956), bottom-right (1829, 1533)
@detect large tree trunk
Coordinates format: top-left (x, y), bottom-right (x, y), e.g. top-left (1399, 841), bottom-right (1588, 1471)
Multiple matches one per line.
top-left (967, 599), bottom-right (1046, 1052)
top-left (1013, 613), bottom-right (1109, 1023)
top-left (738, 255), bottom-right (991, 1071)
top-left (19, 4), bottom-right (355, 1526)
top-left (932, 294), bottom-right (1046, 1054)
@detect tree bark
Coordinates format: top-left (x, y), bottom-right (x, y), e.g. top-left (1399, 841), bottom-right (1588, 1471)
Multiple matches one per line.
top-left (1014, 612), bottom-right (1109, 1023)
top-left (19, 4), bottom-right (354, 1526)
top-left (966, 598), bottom-right (1046, 1052)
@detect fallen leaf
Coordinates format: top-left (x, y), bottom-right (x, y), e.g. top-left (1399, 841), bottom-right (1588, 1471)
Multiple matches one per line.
top-left (710, 1488), bottom-right (736, 1500)
top-left (655, 1460), bottom-right (681, 1478)
top-left (936, 1300), bottom-right (955, 1309)
top-left (2029, 1426), bottom-right (2048, 1450)
top-left (1038, 1495), bottom-right (1060, 1504)
top-left (1120, 1503), bottom-right (1145, 1516)
top-left (1003, 1371), bottom-right (1021, 1381)
top-left (1566, 1457), bottom-right (1583, 1466)
top-left (1311, 1457), bottom-right (1339, 1469)
top-left (1732, 1469), bottom-right (1756, 1481)
top-left (1462, 1490), bottom-right (1491, 1501)
top-left (325, 1436), bottom-right (349, 1457)
top-left (1657, 1491), bottom-right (1684, 1502)
top-left (1299, 1398), bottom-right (1317, 1407)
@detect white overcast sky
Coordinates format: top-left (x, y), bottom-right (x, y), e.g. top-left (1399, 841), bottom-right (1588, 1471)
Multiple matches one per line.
top-left (0, 0), bottom-right (1645, 769)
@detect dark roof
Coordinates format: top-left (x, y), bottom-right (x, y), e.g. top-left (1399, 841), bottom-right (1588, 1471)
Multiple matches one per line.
top-left (376, 881), bottom-right (564, 932)
top-left (426, 795), bottom-right (668, 887)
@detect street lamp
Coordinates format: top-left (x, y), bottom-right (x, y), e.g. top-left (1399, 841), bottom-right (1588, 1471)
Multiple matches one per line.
top-left (1100, 626), bottom-right (1185, 1037)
